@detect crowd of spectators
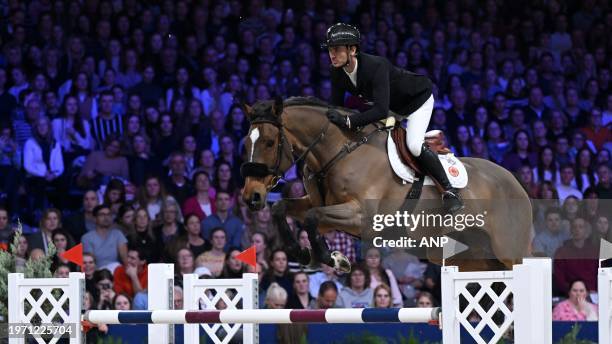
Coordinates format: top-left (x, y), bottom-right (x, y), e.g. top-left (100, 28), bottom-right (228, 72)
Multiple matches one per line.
top-left (0, 0), bottom-right (611, 338)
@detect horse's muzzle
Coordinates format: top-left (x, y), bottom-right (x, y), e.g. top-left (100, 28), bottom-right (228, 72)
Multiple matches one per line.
top-left (246, 191), bottom-right (265, 211)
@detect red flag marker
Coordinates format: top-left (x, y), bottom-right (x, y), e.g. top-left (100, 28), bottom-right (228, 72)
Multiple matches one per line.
top-left (236, 245), bottom-right (257, 268)
top-left (61, 243), bottom-right (83, 269)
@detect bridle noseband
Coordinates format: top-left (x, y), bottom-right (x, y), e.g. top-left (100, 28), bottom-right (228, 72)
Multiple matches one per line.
top-left (241, 115), bottom-right (331, 190)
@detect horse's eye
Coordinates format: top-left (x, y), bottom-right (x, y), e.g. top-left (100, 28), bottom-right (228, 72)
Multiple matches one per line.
top-left (266, 139), bottom-right (275, 148)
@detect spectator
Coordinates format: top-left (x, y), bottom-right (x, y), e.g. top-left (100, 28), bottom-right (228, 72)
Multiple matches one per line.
top-left (556, 165), bottom-right (583, 202)
top-left (154, 199), bottom-right (185, 260)
top-left (532, 207), bottom-right (569, 257)
top-left (82, 204), bottom-right (128, 272)
top-left (195, 227), bottom-right (227, 277)
top-left (595, 164), bottom-right (611, 199)
top-left (164, 151), bottom-right (194, 206)
top-left (260, 249), bottom-right (293, 295)
top-left (201, 191), bottom-right (243, 250)
top-left (136, 175), bottom-right (175, 222)
top-left (51, 95), bottom-right (94, 162)
top-left (286, 272), bottom-right (315, 309)
top-left (182, 171), bottom-right (215, 221)
top-left (175, 248), bottom-right (195, 280)
top-left (94, 269), bottom-right (116, 310)
top-left (416, 291), bottom-right (438, 308)
top-left (28, 208), bottom-right (62, 254)
top-left (316, 281), bottom-right (339, 309)
top-left (552, 279), bottom-right (598, 321)
top-left (220, 247), bottom-right (246, 279)
top-left (113, 293), bottom-right (132, 310)
top-left (24, 116), bottom-right (65, 210)
top-left (113, 247), bottom-right (148, 299)
top-left (63, 190), bottom-right (99, 240)
top-left (77, 135), bottom-right (129, 189)
top-left (90, 91), bottom-right (124, 148)
top-left (371, 284), bottom-right (392, 308)
top-left (51, 230), bottom-right (78, 271)
top-left (502, 130), bottom-right (537, 172)
top-left (127, 208), bottom-right (160, 263)
top-left (0, 123), bottom-right (21, 215)
top-left (0, 207), bottom-right (13, 250)
top-left (553, 218), bottom-right (599, 294)
top-left (336, 264), bottom-right (373, 308)
top-left (264, 282), bottom-right (288, 309)
top-left (364, 247), bottom-right (403, 307)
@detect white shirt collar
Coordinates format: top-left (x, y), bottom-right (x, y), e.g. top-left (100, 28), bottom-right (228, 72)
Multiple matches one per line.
top-left (343, 57), bottom-right (358, 87)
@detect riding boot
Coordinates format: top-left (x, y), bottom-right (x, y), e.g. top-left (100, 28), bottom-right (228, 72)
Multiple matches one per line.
top-left (416, 143), bottom-right (464, 213)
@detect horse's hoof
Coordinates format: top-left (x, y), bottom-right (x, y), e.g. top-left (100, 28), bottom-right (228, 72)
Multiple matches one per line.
top-left (331, 251), bottom-right (351, 273)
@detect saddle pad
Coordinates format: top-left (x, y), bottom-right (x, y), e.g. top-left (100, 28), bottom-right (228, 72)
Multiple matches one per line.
top-left (387, 131), bottom-right (468, 188)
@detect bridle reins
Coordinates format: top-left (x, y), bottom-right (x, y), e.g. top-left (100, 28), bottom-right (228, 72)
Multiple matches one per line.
top-left (240, 110), bottom-right (391, 190)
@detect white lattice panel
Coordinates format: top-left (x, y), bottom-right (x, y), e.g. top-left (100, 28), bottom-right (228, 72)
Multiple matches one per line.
top-left (8, 273), bottom-right (84, 344)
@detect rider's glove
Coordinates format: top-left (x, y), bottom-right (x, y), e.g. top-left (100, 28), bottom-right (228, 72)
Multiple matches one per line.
top-left (326, 109), bottom-right (351, 130)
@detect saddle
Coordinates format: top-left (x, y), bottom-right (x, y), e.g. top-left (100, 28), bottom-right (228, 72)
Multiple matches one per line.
top-left (391, 125), bottom-right (451, 176)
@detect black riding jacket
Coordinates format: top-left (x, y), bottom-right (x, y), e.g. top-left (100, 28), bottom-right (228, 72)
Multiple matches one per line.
top-left (330, 52), bottom-right (433, 127)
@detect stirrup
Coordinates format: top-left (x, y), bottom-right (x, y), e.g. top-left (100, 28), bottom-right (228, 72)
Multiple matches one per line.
top-left (442, 190), bottom-right (464, 213)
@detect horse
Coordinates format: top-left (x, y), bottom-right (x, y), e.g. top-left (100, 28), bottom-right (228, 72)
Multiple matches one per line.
top-left (241, 97), bottom-right (532, 273)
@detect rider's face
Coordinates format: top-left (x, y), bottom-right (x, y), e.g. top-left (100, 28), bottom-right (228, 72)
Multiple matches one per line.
top-left (328, 46), bottom-right (354, 68)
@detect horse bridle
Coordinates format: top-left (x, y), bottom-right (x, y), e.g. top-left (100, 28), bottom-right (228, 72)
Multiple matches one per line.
top-left (240, 116), bottom-right (331, 190)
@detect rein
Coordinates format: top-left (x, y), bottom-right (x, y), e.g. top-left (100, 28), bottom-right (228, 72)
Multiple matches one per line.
top-left (241, 109), bottom-right (393, 190)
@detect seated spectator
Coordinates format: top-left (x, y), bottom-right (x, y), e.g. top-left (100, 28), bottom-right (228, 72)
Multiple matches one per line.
top-left (516, 165), bottom-right (539, 198)
top-left (182, 171), bottom-right (215, 221)
top-left (581, 108), bottom-right (609, 151)
top-left (63, 190), bottom-right (99, 241)
top-left (82, 204), bottom-right (128, 272)
top-left (0, 124), bottom-right (21, 215)
top-left (416, 291), bottom-right (438, 308)
top-left (0, 207), bottom-right (14, 251)
top-left (501, 130), bottom-right (537, 173)
top-left (28, 208), bottom-right (62, 254)
top-left (127, 208), bottom-right (160, 263)
top-left (371, 284), bottom-right (392, 308)
top-left (127, 134), bottom-right (163, 187)
top-left (116, 204), bottom-right (135, 235)
top-left (78, 135), bottom-right (129, 189)
top-left (286, 272), bottom-right (315, 309)
top-left (316, 281), bottom-right (339, 309)
top-left (552, 279), bottom-right (598, 321)
top-left (532, 207), bottom-right (570, 257)
top-left (201, 191), bottom-right (243, 250)
top-left (556, 165), bottom-right (583, 202)
top-left (90, 91), bottom-right (124, 148)
top-left (574, 148), bottom-right (597, 192)
top-left (51, 94), bottom-right (94, 162)
top-left (595, 164), bottom-right (611, 199)
top-left (554, 218), bottom-right (599, 294)
top-left (260, 249), bottom-right (293, 296)
top-left (174, 286), bottom-right (184, 310)
top-left (195, 227), bottom-right (227, 277)
top-left (365, 247), bottom-right (403, 307)
top-left (94, 269), bottom-right (116, 310)
top-left (136, 175), bottom-right (175, 222)
top-left (153, 198), bottom-right (185, 246)
top-left (251, 231), bottom-right (270, 270)
top-left (591, 213), bottom-right (611, 246)
top-left (182, 213), bottom-right (210, 258)
top-left (165, 151), bottom-right (194, 206)
top-left (212, 162), bottom-right (239, 205)
top-left (309, 263), bottom-right (343, 298)
top-left (264, 282), bottom-right (288, 309)
top-left (113, 293), bottom-right (132, 310)
top-left (220, 247), bottom-right (246, 279)
top-left (51, 230), bottom-right (79, 271)
top-left (103, 178), bottom-right (127, 219)
top-left (83, 253), bottom-right (97, 297)
top-left (53, 263), bottom-right (71, 278)
top-left (113, 247), bottom-right (148, 299)
top-left (175, 248), bottom-right (195, 282)
top-left (336, 264), bottom-right (373, 308)
top-left (24, 116), bottom-right (65, 210)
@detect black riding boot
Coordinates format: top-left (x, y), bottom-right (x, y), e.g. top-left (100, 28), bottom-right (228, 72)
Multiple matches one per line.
top-left (416, 143), bottom-right (464, 213)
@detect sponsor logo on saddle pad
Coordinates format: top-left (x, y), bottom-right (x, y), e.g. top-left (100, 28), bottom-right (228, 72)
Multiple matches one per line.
top-left (386, 132), bottom-right (468, 188)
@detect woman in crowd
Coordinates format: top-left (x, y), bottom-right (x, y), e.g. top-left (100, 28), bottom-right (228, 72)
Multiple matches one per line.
top-left (337, 264), bottom-right (373, 308)
top-left (574, 148), bottom-right (597, 192)
top-left (195, 227), bottom-right (227, 277)
top-left (552, 279), bottom-right (598, 321)
top-left (250, 231), bottom-right (270, 270)
top-left (220, 248), bottom-right (246, 279)
top-left (51, 230), bottom-right (78, 271)
top-left (175, 248), bottom-right (195, 280)
top-left (371, 284), bottom-right (393, 308)
top-left (174, 213), bottom-right (210, 259)
top-left (484, 120), bottom-right (510, 164)
top-left (154, 199), bottom-right (185, 260)
top-left (182, 171), bottom-right (215, 221)
top-left (416, 291), bottom-right (438, 307)
top-left (52, 94), bottom-right (94, 163)
top-left (264, 282), bottom-right (288, 309)
top-left (127, 208), bottom-right (160, 263)
top-left (28, 208), bottom-right (62, 254)
top-left (534, 146), bottom-right (559, 183)
top-left (286, 272), bottom-right (315, 309)
top-left (136, 175), bottom-right (174, 222)
top-left (103, 178), bottom-right (126, 219)
top-left (502, 130), bottom-right (537, 173)
top-left (94, 269), bottom-right (116, 310)
top-left (260, 249), bottom-right (293, 295)
top-left (78, 135), bottom-right (129, 188)
top-left (113, 293), bottom-right (132, 310)
top-left (127, 134), bottom-right (162, 187)
top-left (364, 247), bottom-right (403, 307)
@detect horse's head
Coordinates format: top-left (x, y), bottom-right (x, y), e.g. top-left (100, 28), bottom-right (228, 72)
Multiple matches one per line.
top-left (241, 97), bottom-right (293, 211)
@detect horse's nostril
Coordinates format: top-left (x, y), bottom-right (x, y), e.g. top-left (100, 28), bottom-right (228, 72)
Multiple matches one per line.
top-left (252, 193), bottom-right (261, 203)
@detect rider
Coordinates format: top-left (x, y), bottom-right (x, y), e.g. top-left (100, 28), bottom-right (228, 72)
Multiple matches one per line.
top-left (322, 23), bottom-right (463, 213)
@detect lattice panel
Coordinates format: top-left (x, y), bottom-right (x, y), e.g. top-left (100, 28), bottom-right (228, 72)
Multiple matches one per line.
top-left (455, 280), bottom-right (514, 344)
top-left (19, 287), bottom-right (70, 344)
top-left (194, 286), bottom-right (244, 344)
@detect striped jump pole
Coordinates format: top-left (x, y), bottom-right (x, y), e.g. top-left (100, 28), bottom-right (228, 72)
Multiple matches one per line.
top-left (84, 308), bottom-right (441, 325)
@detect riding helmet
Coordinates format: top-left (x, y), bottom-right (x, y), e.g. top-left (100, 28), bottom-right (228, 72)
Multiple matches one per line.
top-left (321, 23), bottom-right (361, 48)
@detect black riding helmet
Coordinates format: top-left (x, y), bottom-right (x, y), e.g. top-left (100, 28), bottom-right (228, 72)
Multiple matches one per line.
top-left (321, 23), bottom-right (361, 49)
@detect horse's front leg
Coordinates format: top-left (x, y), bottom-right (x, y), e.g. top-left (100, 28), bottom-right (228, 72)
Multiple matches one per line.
top-left (271, 197), bottom-right (315, 265)
top-left (302, 201), bottom-right (364, 273)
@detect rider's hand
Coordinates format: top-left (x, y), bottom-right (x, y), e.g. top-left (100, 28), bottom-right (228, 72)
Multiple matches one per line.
top-left (326, 109), bottom-right (351, 130)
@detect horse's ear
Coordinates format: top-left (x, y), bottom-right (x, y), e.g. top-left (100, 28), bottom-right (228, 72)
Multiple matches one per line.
top-left (273, 96), bottom-right (283, 117)
top-left (241, 103), bottom-right (254, 120)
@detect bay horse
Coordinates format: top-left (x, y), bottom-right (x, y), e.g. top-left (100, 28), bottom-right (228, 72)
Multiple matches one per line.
top-left (241, 97), bottom-right (532, 272)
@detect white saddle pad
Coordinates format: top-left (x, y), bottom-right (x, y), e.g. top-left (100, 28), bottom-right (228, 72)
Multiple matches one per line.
top-left (387, 131), bottom-right (468, 188)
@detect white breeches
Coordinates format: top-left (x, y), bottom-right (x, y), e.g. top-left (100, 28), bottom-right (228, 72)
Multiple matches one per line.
top-left (405, 94), bottom-right (435, 157)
